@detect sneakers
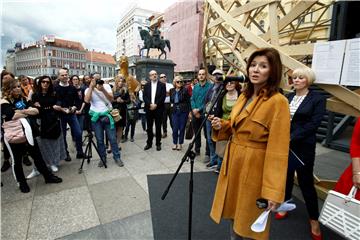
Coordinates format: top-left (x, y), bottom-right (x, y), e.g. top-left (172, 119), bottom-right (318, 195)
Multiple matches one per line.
top-left (121, 138), bottom-right (128, 143)
top-left (65, 154), bottom-right (72, 162)
top-left (172, 145), bottom-right (178, 150)
top-left (115, 159), bottom-right (124, 167)
top-left (23, 156), bottom-right (32, 166)
top-left (177, 145), bottom-right (182, 151)
top-left (98, 160), bottom-right (107, 167)
top-left (50, 165), bottom-right (58, 172)
top-left (19, 182), bottom-right (30, 193)
top-left (203, 155), bottom-right (210, 163)
top-left (1, 160), bottom-right (11, 172)
top-left (214, 168), bottom-right (220, 174)
top-left (206, 162), bottom-right (217, 169)
top-left (45, 175), bottom-right (63, 184)
top-left (26, 168), bottom-right (40, 179)
top-left (130, 138), bottom-right (134, 142)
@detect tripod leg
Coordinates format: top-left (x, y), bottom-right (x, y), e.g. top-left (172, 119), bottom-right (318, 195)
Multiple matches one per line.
top-left (79, 140), bottom-right (90, 174)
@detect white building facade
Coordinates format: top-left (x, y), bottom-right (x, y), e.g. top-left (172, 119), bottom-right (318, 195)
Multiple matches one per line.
top-left (116, 7), bottom-right (158, 61)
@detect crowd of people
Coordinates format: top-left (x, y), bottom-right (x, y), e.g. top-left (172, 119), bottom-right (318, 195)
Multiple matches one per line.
top-left (1, 47), bottom-right (359, 240)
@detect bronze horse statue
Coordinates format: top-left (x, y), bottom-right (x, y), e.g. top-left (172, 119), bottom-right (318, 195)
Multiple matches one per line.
top-left (139, 29), bottom-right (171, 59)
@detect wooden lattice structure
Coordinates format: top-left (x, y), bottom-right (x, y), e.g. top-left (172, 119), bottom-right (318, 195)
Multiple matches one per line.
top-left (203, 0), bottom-right (360, 118)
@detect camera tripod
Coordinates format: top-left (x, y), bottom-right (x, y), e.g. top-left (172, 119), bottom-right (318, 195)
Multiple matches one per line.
top-left (78, 130), bottom-right (107, 173)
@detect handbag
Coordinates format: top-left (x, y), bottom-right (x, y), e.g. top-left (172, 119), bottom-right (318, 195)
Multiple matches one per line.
top-left (319, 186), bottom-right (360, 239)
top-left (93, 90), bottom-right (121, 122)
top-left (185, 118), bottom-right (194, 140)
top-left (40, 110), bottom-right (61, 139)
top-left (2, 119), bottom-right (27, 144)
top-left (215, 140), bottom-right (228, 158)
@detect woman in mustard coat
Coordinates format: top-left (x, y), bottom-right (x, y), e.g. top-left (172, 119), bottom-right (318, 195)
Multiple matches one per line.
top-left (210, 48), bottom-right (290, 240)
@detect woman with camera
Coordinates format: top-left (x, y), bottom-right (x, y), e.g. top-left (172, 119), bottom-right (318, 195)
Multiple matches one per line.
top-left (1, 77), bottom-right (62, 193)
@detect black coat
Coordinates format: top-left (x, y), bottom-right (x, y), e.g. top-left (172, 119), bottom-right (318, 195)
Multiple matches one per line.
top-left (287, 90), bottom-right (326, 161)
top-left (143, 81), bottom-right (166, 112)
top-left (169, 87), bottom-right (191, 113)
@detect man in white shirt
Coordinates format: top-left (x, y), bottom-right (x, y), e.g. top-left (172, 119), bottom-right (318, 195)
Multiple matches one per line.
top-left (143, 70), bottom-right (166, 151)
top-left (84, 73), bottom-right (123, 167)
top-left (159, 73), bottom-right (174, 138)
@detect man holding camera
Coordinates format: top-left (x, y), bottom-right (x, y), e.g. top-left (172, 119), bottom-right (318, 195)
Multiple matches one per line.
top-left (84, 73), bottom-right (123, 167)
top-left (55, 68), bottom-right (84, 161)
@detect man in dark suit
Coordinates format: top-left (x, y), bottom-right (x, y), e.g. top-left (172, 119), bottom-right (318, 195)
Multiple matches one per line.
top-left (143, 70), bottom-right (166, 151)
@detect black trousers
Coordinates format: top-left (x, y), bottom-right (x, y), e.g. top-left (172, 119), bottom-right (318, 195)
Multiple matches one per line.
top-left (9, 141), bottom-right (52, 183)
top-left (124, 119), bottom-right (137, 139)
top-left (162, 103), bottom-right (172, 133)
top-left (146, 108), bottom-right (163, 146)
top-left (285, 145), bottom-right (319, 220)
top-left (191, 113), bottom-right (209, 155)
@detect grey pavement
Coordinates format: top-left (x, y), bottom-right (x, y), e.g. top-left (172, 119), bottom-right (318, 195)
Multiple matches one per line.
top-left (1, 123), bottom-right (350, 240)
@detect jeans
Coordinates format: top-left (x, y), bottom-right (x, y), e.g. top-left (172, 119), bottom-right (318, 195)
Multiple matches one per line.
top-left (92, 117), bottom-right (121, 162)
top-left (60, 113), bottom-right (83, 155)
top-left (172, 110), bottom-right (188, 145)
top-left (191, 113), bottom-right (209, 155)
top-left (205, 120), bottom-right (219, 165)
top-left (76, 114), bottom-right (85, 133)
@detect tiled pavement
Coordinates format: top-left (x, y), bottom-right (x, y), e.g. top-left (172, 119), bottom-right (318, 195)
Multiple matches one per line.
top-left (1, 124), bottom-right (349, 240)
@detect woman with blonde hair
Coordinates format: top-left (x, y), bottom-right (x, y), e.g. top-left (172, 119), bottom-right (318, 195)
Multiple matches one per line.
top-left (276, 67), bottom-right (326, 240)
top-left (112, 75), bottom-right (130, 146)
top-left (169, 75), bottom-right (190, 150)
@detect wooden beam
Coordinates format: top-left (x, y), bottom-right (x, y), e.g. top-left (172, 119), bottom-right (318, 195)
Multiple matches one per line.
top-left (319, 84), bottom-right (360, 111)
top-left (279, 44), bottom-right (314, 56)
top-left (207, 0), bottom-right (308, 70)
top-left (326, 97), bottom-right (360, 117)
top-left (208, 0), bottom-right (276, 29)
top-left (268, 1), bottom-right (279, 45)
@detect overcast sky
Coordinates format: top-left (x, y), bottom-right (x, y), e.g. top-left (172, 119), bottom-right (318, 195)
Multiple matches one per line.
top-left (0, 0), bottom-right (179, 67)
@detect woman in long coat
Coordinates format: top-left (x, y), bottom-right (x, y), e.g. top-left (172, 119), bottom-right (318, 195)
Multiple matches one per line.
top-left (210, 48), bottom-right (290, 240)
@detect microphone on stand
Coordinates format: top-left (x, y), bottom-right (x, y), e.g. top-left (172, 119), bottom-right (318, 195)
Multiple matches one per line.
top-left (215, 75), bottom-right (246, 83)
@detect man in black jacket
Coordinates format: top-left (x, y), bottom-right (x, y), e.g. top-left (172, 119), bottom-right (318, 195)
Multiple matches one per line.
top-left (143, 70), bottom-right (166, 151)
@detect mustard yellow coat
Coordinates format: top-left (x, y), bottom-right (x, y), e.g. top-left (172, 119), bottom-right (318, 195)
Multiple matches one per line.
top-left (210, 91), bottom-right (290, 240)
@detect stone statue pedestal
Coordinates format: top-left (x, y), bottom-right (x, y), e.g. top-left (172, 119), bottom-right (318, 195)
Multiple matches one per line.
top-left (135, 58), bottom-right (176, 83)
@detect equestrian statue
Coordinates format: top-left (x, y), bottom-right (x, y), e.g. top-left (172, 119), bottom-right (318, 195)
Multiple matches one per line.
top-left (139, 26), bottom-right (171, 59)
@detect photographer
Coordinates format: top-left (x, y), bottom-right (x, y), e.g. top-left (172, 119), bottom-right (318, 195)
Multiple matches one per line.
top-left (84, 73), bottom-right (123, 167)
top-left (54, 68), bottom-right (85, 161)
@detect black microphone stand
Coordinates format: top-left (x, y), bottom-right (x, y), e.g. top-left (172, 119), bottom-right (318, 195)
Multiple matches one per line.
top-left (161, 83), bottom-right (227, 240)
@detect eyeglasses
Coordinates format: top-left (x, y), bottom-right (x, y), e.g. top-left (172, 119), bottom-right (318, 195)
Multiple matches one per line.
top-left (176, 81), bottom-right (183, 84)
top-left (41, 81), bottom-right (50, 84)
top-left (160, 76), bottom-right (166, 78)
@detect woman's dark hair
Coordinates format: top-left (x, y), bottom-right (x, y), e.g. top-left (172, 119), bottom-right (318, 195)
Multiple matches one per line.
top-left (1, 70), bottom-right (15, 82)
top-left (243, 48), bottom-right (282, 99)
top-left (69, 75), bottom-right (80, 85)
top-left (38, 75), bottom-right (54, 95)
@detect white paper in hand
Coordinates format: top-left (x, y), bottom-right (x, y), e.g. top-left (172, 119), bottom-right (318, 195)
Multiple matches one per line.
top-left (251, 209), bottom-right (270, 233)
top-left (276, 200), bottom-right (296, 212)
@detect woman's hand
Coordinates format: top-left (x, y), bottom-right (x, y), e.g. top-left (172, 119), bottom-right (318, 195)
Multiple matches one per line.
top-left (267, 200), bottom-right (279, 212)
top-left (211, 117), bottom-right (222, 130)
top-left (353, 174), bottom-right (360, 188)
top-left (33, 102), bottom-right (41, 108)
